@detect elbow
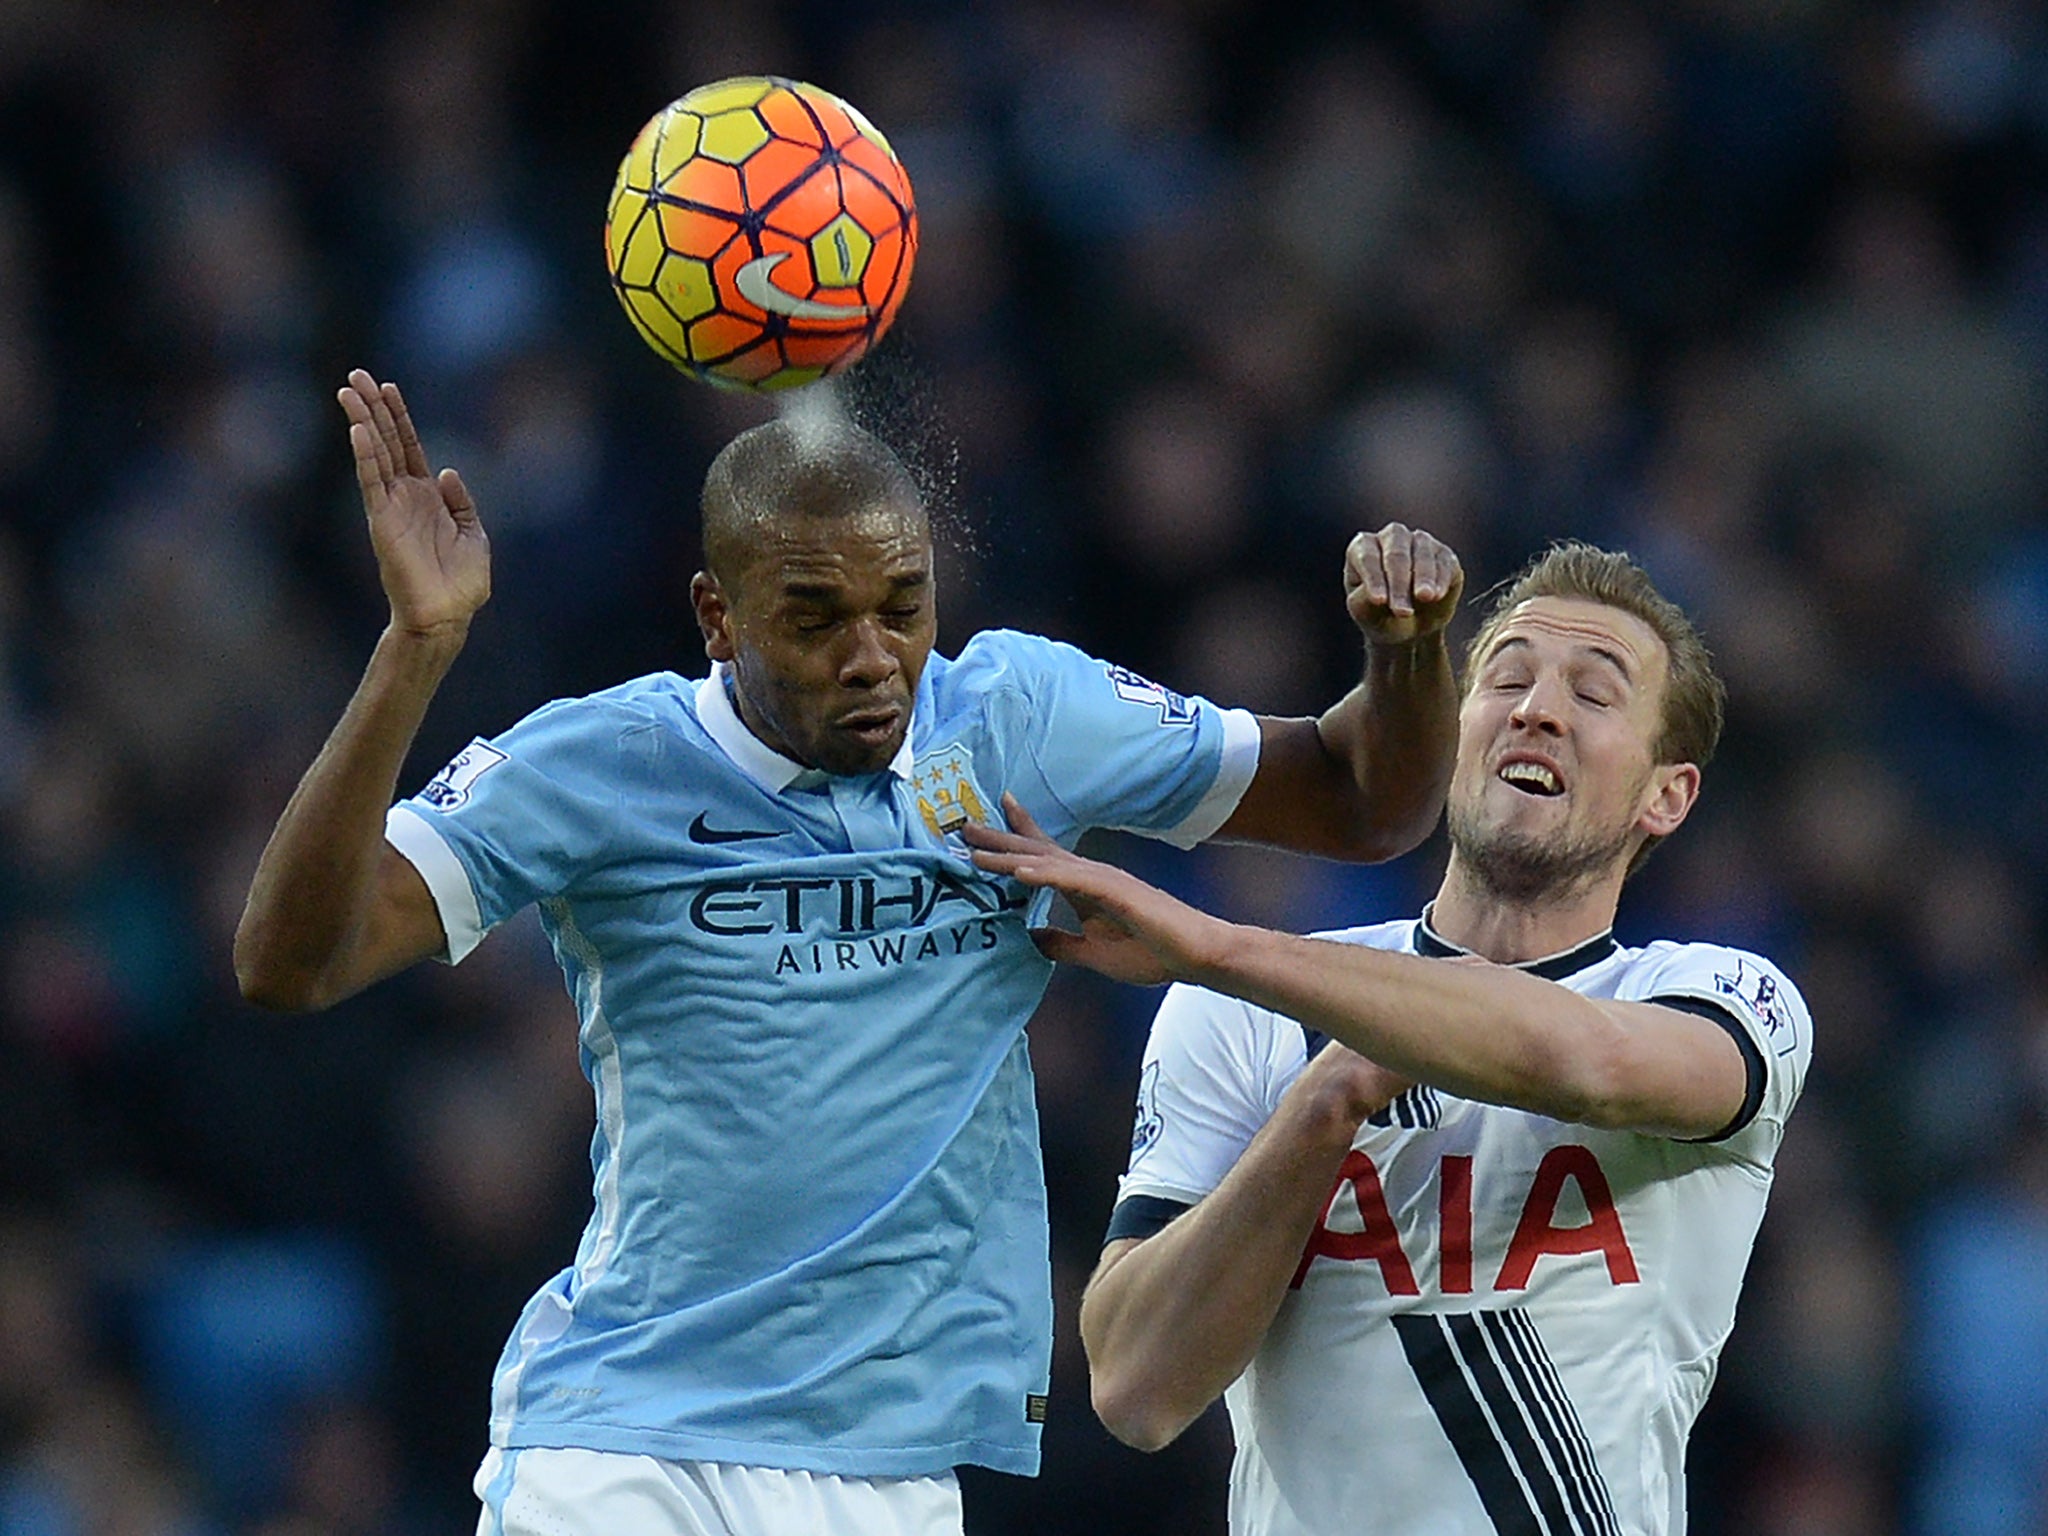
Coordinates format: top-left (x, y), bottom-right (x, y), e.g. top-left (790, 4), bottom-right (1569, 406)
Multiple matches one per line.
top-left (1330, 801), bottom-right (1443, 865)
top-left (1088, 1368), bottom-right (1196, 1454)
top-left (234, 961), bottom-right (320, 1013)
top-left (1334, 769), bottom-right (1452, 864)
top-left (232, 927), bottom-right (328, 1014)
top-left (1373, 768), bottom-right (1456, 861)
top-left (1359, 807), bottom-right (1442, 864)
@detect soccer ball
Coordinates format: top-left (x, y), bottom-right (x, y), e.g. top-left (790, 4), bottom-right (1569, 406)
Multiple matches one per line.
top-left (604, 77), bottom-right (917, 391)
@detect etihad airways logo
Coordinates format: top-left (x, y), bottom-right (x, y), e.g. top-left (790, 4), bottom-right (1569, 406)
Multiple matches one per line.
top-left (688, 868), bottom-right (1029, 979)
top-left (688, 868), bottom-right (1026, 937)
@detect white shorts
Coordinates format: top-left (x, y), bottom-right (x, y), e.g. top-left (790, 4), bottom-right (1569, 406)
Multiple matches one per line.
top-left (473, 1446), bottom-right (965, 1536)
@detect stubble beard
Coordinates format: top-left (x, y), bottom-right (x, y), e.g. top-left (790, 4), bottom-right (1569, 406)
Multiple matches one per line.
top-left (1445, 795), bottom-right (1636, 906)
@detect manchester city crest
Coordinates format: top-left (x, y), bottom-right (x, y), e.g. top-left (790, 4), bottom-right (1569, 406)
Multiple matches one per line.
top-left (911, 748), bottom-right (991, 839)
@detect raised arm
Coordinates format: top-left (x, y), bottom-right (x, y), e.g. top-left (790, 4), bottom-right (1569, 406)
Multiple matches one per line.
top-left (1081, 1045), bottom-right (1403, 1451)
top-left (965, 800), bottom-right (1748, 1139)
top-left (233, 370), bottom-right (490, 1011)
top-left (1218, 525), bottom-right (1462, 861)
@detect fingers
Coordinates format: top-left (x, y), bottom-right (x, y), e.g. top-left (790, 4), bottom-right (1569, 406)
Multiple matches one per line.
top-left (962, 822), bottom-right (1088, 899)
top-left (965, 838), bottom-right (1042, 875)
top-left (960, 821), bottom-right (1032, 857)
top-left (967, 845), bottom-right (1051, 887)
top-left (1345, 530), bottom-right (1391, 613)
top-left (1411, 529), bottom-right (1464, 609)
top-left (388, 381), bottom-right (431, 479)
top-left (339, 368), bottom-right (422, 489)
top-left (1000, 791), bottom-right (1051, 841)
top-left (347, 421), bottom-right (386, 502)
top-left (439, 468), bottom-right (479, 528)
top-left (960, 819), bottom-right (1041, 876)
top-left (1379, 527), bottom-right (1414, 618)
top-left (1347, 524), bottom-right (1466, 635)
top-left (1347, 527), bottom-right (1417, 618)
top-left (962, 794), bottom-right (1057, 859)
top-left (340, 372), bottom-right (394, 486)
top-left (359, 373), bottom-right (403, 459)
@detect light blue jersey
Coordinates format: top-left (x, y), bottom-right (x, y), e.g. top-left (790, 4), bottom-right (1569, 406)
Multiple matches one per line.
top-left (385, 629), bottom-right (1260, 1477)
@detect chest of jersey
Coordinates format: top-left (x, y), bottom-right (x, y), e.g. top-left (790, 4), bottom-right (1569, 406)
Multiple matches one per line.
top-left (565, 733), bottom-right (1025, 973)
top-left (1291, 1096), bottom-right (1655, 1305)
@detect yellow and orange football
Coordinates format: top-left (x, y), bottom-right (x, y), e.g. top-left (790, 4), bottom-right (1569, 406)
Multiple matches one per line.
top-left (604, 77), bottom-right (917, 391)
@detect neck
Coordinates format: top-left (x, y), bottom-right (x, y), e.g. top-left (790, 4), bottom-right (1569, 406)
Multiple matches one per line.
top-left (1427, 858), bottom-right (1625, 964)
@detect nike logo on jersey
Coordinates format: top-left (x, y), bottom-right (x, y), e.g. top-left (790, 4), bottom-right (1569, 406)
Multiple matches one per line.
top-left (688, 812), bottom-right (783, 845)
top-left (734, 253), bottom-right (873, 322)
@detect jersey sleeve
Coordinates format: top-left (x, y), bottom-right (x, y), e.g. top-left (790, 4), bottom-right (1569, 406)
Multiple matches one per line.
top-left (1110, 982), bottom-right (1288, 1236)
top-left (384, 697), bottom-right (625, 963)
top-left (1625, 942), bottom-right (1813, 1152)
top-left (988, 632), bottom-right (1260, 849)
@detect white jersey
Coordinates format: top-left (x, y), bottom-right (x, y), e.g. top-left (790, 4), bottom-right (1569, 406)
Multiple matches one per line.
top-left (1109, 916), bottom-right (1811, 1536)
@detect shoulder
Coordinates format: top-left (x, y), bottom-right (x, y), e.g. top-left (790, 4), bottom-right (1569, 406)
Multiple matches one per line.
top-left (936, 629), bottom-right (1097, 691)
top-left (1153, 976), bottom-right (1269, 1037)
top-left (1144, 979), bottom-right (1297, 1116)
top-left (575, 670), bottom-right (698, 725)
top-left (1620, 938), bottom-right (1805, 1004)
top-left (504, 671), bottom-right (683, 722)
top-left (1306, 918), bottom-right (1417, 951)
top-left (494, 673), bottom-right (697, 764)
top-left (1620, 939), bottom-right (1811, 1056)
top-left (923, 631), bottom-right (1115, 740)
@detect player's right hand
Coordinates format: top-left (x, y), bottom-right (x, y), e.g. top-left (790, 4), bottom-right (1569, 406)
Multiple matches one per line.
top-left (1343, 523), bottom-right (1462, 648)
top-left (340, 368), bottom-right (490, 638)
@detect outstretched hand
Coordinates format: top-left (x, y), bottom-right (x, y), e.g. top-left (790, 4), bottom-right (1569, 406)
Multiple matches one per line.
top-left (340, 368), bottom-right (490, 637)
top-left (963, 795), bottom-right (1232, 987)
top-left (1343, 523), bottom-right (1463, 648)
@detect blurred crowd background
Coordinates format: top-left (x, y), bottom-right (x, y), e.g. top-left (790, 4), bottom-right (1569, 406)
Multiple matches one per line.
top-left (1, 0), bottom-right (2045, 1532)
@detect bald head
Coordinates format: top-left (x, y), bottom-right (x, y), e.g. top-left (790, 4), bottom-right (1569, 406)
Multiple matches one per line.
top-left (690, 416), bottom-right (938, 776)
top-left (700, 418), bottom-right (926, 597)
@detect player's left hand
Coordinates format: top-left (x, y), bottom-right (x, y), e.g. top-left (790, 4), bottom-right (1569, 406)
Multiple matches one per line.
top-left (1289, 1039), bottom-right (1412, 1131)
top-left (963, 796), bottom-right (1226, 987)
top-left (1343, 524), bottom-right (1463, 647)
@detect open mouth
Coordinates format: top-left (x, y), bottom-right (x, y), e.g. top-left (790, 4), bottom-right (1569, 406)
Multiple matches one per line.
top-left (1498, 760), bottom-right (1564, 797)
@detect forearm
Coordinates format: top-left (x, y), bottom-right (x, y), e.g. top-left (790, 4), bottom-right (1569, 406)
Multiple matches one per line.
top-left (1189, 928), bottom-right (1617, 1122)
top-left (1315, 633), bottom-right (1458, 858)
top-left (1081, 1091), bottom-right (1365, 1451)
top-left (235, 625), bottom-right (464, 1007)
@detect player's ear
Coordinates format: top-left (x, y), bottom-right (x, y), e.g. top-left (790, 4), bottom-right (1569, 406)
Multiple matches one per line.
top-left (1637, 761), bottom-right (1700, 840)
top-left (692, 571), bottom-right (737, 663)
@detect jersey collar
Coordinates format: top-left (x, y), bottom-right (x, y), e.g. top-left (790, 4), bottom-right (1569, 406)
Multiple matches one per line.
top-left (695, 663), bottom-right (917, 792)
top-left (1413, 903), bottom-right (1619, 982)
